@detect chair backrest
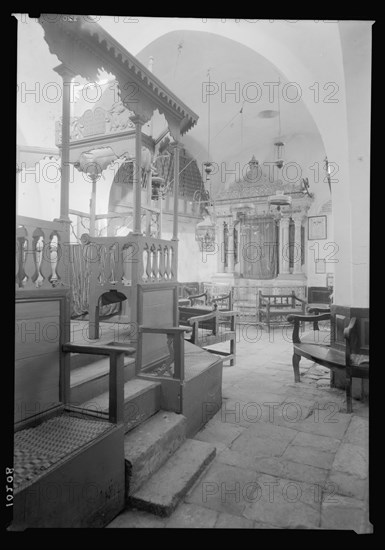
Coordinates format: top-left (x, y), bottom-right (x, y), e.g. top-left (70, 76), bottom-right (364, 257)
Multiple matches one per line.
top-left (15, 289), bottom-right (70, 428)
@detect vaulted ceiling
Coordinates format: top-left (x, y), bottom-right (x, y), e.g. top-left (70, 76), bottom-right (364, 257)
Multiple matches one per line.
top-left (134, 30), bottom-right (323, 196)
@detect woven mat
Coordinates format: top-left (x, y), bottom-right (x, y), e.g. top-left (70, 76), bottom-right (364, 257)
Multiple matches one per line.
top-left (14, 415), bottom-right (112, 491)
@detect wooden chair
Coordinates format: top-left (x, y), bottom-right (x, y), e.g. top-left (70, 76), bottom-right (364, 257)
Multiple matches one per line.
top-left (13, 288), bottom-right (132, 528)
top-left (186, 308), bottom-right (238, 366)
top-left (258, 291), bottom-right (306, 332)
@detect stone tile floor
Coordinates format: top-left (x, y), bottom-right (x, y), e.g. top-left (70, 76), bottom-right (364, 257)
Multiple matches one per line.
top-left (107, 325), bottom-right (371, 531)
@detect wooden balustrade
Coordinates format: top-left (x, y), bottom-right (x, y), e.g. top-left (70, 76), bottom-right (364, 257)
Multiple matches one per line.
top-left (81, 233), bottom-right (178, 289)
top-left (16, 216), bottom-right (70, 290)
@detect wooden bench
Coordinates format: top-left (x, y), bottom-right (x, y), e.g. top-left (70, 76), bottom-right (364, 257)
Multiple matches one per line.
top-left (181, 290), bottom-right (233, 310)
top-left (287, 312), bottom-right (369, 413)
top-left (258, 291), bottom-right (306, 332)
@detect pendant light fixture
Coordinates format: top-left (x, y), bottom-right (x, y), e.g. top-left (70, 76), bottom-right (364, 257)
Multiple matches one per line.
top-left (274, 78), bottom-right (285, 170)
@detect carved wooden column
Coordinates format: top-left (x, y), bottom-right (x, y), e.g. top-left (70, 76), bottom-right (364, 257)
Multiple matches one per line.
top-left (226, 220), bottom-right (235, 273)
top-left (89, 175), bottom-right (97, 237)
top-left (131, 115), bottom-right (145, 235)
top-left (171, 141), bottom-right (182, 241)
top-left (279, 214), bottom-right (291, 275)
top-left (54, 64), bottom-right (76, 222)
top-left (292, 214), bottom-right (304, 274)
top-left (146, 167), bottom-right (152, 236)
top-left (217, 219), bottom-right (225, 273)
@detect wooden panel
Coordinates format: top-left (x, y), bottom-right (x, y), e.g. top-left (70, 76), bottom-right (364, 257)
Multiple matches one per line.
top-left (15, 315), bottom-right (60, 361)
top-left (12, 426), bottom-right (124, 528)
top-left (15, 352), bottom-right (60, 423)
top-left (137, 283), bottom-right (178, 368)
top-left (16, 300), bottom-right (60, 320)
top-left (361, 318), bottom-right (369, 351)
top-left (14, 289), bottom-right (71, 427)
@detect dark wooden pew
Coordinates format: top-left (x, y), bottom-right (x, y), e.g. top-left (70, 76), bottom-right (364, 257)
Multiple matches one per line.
top-left (287, 312), bottom-right (369, 413)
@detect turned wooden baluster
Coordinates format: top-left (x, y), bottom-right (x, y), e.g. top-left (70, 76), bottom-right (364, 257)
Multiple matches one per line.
top-left (16, 227), bottom-right (27, 288)
top-left (122, 243), bottom-right (132, 285)
top-left (158, 245), bottom-right (164, 281)
top-left (23, 231), bottom-right (37, 289)
top-left (32, 231), bottom-right (45, 287)
top-left (98, 245), bottom-right (107, 284)
top-left (39, 230), bottom-right (52, 289)
top-left (49, 233), bottom-right (60, 286)
top-left (115, 242), bottom-right (124, 285)
top-left (164, 245), bottom-right (169, 280)
top-left (169, 245), bottom-right (174, 280)
top-left (145, 244), bottom-right (151, 281)
top-left (107, 244), bottom-right (116, 283)
top-left (151, 244), bottom-right (157, 281)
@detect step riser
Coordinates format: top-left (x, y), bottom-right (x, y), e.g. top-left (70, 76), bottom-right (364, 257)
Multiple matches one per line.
top-left (123, 386), bottom-right (161, 433)
top-left (69, 353), bottom-right (103, 371)
top-left (125, 415), bottom-right (187, 498)
top-left (128, 440), bottom-right (216, 517)
top-left (70, 361), bottom-right (136, 404)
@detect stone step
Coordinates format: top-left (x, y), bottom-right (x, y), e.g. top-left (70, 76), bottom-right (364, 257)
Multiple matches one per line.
top-left (124, 411), bottom-right (187, 496)
top-left (128, 439), bottom-right (216, 517)
top-left (70, 356), bottom-right (136, 404)
top-left (78, 378), bottom-right (161, 432)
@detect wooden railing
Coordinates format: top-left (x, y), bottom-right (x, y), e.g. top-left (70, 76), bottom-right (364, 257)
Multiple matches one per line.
top-left (16, 216), bottom-right (70, 290)
top-left (81, 233), bottom-right (178, 289)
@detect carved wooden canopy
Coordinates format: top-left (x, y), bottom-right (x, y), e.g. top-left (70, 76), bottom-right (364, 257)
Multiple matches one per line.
top-left (39, 15), bottom-right (199, 141)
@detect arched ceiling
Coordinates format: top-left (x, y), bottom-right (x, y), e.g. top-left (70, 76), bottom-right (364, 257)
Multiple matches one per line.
top-left (134, 30), bottom-right (322, 196)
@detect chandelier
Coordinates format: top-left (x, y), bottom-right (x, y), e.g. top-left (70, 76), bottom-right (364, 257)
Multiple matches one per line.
top-left (274, 78), bottom-right (285, 170)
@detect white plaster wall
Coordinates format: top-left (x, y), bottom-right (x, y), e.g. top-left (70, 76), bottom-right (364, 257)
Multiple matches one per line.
top-left (339, 22), bottom-right (371, 308)
top-left (160, 214), bottom-right (217, 282)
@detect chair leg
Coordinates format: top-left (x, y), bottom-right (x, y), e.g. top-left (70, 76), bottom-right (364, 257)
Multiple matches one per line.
top-left (346, 372), bottom-right (353, 413)
top-left (293, 353), bottom-right (301, 382)
top-left (230, 337), bottom-right (236, 366)
top-left (89, 302), bottom-right (100, 339)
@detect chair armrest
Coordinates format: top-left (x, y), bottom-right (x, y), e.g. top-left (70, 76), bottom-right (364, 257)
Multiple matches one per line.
top-left (287, 313), bottom-right (331, 323)
top-left (188, 291), bottom-right (208, 305)
top-left (139, 326), bottom-right (190, 334)
top-left (343, 317), bottom-right (357, 366)
top-left (188, 310), bottom-right (218, 323)
top-left (308, 306), bottom-right (331, 315)
top-left (62, 342), bottom-right (131, 424)
top-left (62, 343), bottom-right (136, 355)
top-left (343, 317), bottom-right (357, 341)
top-left (287, 313), bottom-right (331, 344)
top-left (218, 310), bottom-right (238, 318)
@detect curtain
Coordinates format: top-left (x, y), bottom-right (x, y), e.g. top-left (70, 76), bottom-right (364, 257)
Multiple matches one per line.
top-left (241, 218), bottom-right (278, 279)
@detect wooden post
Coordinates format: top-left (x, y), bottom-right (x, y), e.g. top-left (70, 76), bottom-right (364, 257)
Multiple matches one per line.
top-left (293, 215), bottom-right (303, 274)
top-left (171, 141), bottom-right (182, 241)
top-left (146, 169), bottom-right (152, 236)
top-left (279, 215), bottom-right (291, 274)
top-left (131, 115), bottom-right (145, 235)
top-left (89, 175), bottom-right (97, 236)
top-left (53, 64), bottom-right (75, 222)
top-left (109, 352), bottom-right (124, 424)
top-left (173, 331), bottom-right (185, 381)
